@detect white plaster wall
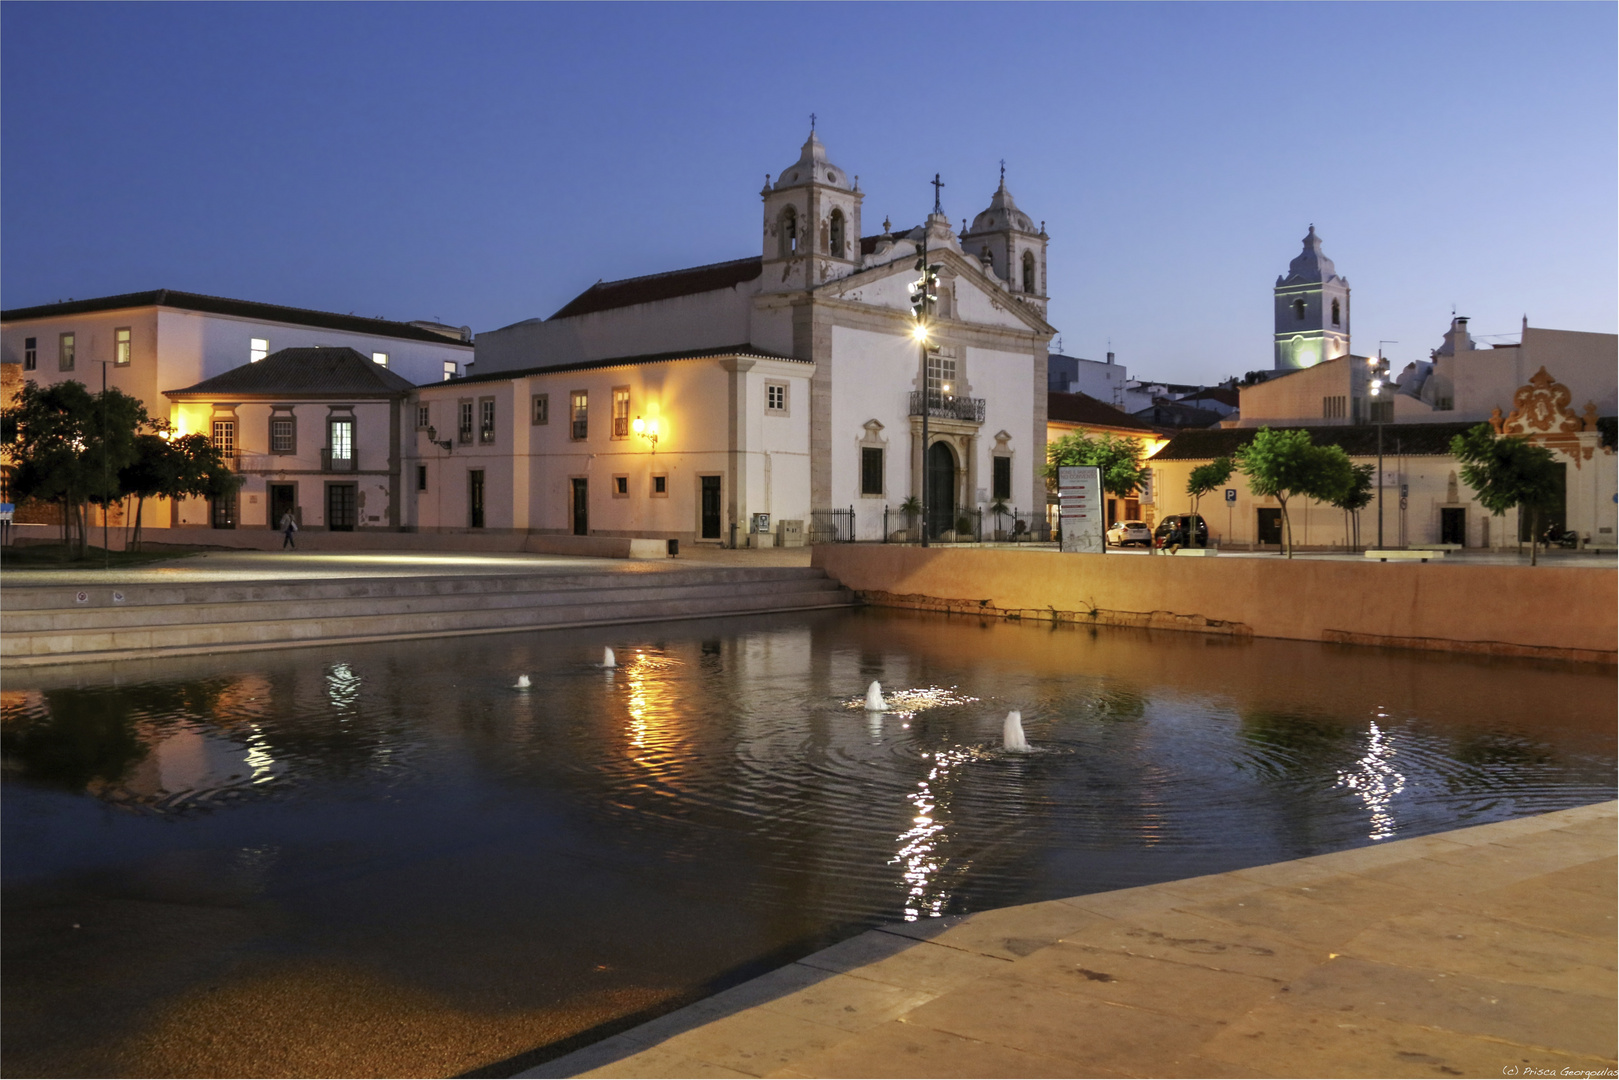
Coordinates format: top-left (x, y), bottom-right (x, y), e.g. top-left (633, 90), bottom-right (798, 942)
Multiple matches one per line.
top-left (830, 325), bottom-right (919, 540)
top-left (167, 310), bottom-right (471, 388)
top-left (966, 344), bottom-right (1040, 514)
top-left (1442, 330), bottom-right (1618, 424)
top-left (739, 360), bottom-right (813, 535)
top-left (1, 310), bottom-right (163, 411)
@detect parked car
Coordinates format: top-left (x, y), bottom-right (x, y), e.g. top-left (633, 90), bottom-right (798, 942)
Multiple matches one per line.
top-left (1106, 520), bottom-right (1153, 547)
top-left (1153, 514), bottom-right (1210, 549)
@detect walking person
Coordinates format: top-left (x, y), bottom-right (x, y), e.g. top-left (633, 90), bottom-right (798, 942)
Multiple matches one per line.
top-left (280, 511), bottom-right (298, 550)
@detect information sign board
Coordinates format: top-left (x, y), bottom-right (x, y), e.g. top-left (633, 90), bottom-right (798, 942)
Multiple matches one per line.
top-left (1057, 466), bottom-right (1104, 554)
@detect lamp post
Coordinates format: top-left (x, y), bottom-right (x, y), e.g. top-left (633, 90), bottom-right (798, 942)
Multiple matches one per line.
top-left (1368, 351), bottom-right (1387, 549)
top-left (97, 360), bottom-right (112, 570)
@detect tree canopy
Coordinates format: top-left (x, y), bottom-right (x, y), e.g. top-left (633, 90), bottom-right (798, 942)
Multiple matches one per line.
top-left (1234, 428), bottom-right (1356, 557)
top-left (1044, 432), bottom-right (1147, 499)
top-left (1450, 422), bottom-right (1563, 564)
top-left (1186, 456), bottom-right (1233, 515)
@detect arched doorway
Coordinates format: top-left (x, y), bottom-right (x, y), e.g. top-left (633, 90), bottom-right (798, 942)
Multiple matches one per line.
top-left (926, 441), bottom-right (956, 539)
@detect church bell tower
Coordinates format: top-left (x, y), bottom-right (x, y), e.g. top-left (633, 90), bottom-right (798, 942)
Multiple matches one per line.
top-left (760, 126), bottom-right (863, 294)
top-left (1274, 225), bottom-right (1350, 370)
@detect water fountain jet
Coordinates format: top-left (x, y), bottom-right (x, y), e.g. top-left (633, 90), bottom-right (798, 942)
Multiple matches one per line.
top-left (865, 681), bottom-right (888, 711)
top-left (513, 675), bottom-right (531, 690)
top-left (603, 648), bottom-right (616, 669)
top-left (1003, 710), bottom-right (1029, 752)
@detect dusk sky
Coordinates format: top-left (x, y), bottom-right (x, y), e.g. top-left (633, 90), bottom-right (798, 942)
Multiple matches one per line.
top-left (4, 2), bottom-right (1613, 384)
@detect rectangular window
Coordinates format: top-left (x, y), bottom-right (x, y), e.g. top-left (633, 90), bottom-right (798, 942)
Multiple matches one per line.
top-left (371, 352), bottom-right (389, 368)
top-left (442, 360), bottom-right (458, 381)
top-left (270, 416), bottom-right (295, 454)
top-left (59, 332), bottom-right (75, 372)
top-left (532, 394), bottom-right (549, 425)
top-left (212, 419), bottom-right (236, 456)
top-left (651, 474), bottom-right (668, 496)
top-left (571, 391), bottom-right (588, 440)
top-left (329, 417), bottom-right (354, 463)
top-left (1370, 399), bottom-right (1393, 424)
top-left (926, 350), bottom-right (956, 396)
top-left (479, 397), bottom-right (496, 443)
top-left (114, 327), bottom-right (132, 366)
top-left (993, 456), bottom-right (1012, 500)
top-left (250, 337), bottom-right (269, 363)
top-left (416, 404), bottom-right (430, 430)
top-left (861, 447), bottom-right (884, 495)
top-left (416, 464), bottom-right (428, 492)
top-left (23, 337), bottom-right (36, 370)
top-left (612, 387), bottom-right (630, 439)
top-left (612, 474), bottom-right (629, 497)
top-left (458, 400), bottom-right (474, 444)
top-left (766, 382), bottom-right (788, 414)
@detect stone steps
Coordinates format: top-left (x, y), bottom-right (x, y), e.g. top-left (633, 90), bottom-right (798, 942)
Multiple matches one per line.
top-left (0, 568), bottom-right (856, 666)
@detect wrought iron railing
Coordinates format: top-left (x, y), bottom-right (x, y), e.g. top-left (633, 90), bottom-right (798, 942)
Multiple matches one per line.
top-left (808, 506), bottom-right (856, 544)
top-left (907, 391), bottom-right (986, 423)
top-left (320, 448), bottom-right (356, 472)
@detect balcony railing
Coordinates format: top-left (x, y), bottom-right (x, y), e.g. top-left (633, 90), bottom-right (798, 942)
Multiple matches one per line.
top-left (908, 391), bottom-right (986, 423)
top-left (321, 448), bottom-right (356, 472)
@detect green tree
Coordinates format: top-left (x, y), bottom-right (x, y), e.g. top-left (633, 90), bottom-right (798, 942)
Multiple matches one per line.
top-left (1328, 462), bottom-right (1375, 549)
top-left (1043, 431), bottom-right (1147, 499)
top-left (1186, 456), bottom-right (1233, 517)
top-left (1234, 428), bottom-right (1354, 558)
top-left (1450, 423), bottom-right (1562, 566)
top-left (2, 380), bottom-right (149, 558)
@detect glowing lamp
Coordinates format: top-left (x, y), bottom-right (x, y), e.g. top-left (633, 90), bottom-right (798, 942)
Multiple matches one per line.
top-left (633, 417), bottom-right (660, 448)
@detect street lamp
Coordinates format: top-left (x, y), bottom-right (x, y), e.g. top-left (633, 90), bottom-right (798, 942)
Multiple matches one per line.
top-left (631, 416), bottom-right (660, 450)
top-left (1368, 352), bottom-right (1387, 549)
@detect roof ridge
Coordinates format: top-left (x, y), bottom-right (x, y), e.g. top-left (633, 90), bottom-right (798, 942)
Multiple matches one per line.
top-left (590, 255), bottom-right (762, 290)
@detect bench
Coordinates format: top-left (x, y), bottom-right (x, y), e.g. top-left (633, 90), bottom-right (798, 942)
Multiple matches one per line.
top-left (1409, 543), bottom-right (1462, 552)
top-left (1365, 549), bottom-right (1444, 562)
top-left (1170, 547), bottom-right (1218, 556)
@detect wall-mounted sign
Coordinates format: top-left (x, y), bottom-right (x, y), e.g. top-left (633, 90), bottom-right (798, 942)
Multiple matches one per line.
top-left (1057, 465), bottom-right (1104, 554)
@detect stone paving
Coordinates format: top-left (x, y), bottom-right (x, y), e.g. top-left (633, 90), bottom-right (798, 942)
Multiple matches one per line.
top-left (524, 802), bottom-right (1617, 1079)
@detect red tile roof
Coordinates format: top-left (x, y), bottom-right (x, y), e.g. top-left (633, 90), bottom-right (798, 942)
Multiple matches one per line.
top-left (1047, 391), bottom-right (1161, 434)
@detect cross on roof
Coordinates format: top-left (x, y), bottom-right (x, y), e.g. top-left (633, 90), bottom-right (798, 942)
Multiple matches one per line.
top-left (931, 172), bottom-right (945, 214)
top-left (810, 112), bottom-right (816, 132)
top-left (1000, 159), bottom-right (1006, 185)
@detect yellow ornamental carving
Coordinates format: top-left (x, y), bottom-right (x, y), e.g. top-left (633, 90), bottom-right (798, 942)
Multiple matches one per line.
top-left (1501, 366), bottom-right (1580, 435)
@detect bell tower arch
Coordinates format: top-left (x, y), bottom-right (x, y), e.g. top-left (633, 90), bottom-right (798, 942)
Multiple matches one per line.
top-left (760, 126), bottom-right (863, 293)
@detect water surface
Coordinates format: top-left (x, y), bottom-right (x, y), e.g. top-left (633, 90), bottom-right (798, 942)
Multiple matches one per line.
top-left (4, 608), bottom-right (1613, 1077)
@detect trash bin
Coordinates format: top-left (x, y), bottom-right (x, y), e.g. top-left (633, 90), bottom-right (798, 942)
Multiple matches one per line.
top-left (666, 538), bottom-right (679, 557)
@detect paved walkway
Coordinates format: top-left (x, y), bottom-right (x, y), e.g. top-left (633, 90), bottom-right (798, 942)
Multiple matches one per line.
top-left (524, 802), bottom-right (1617, 1079)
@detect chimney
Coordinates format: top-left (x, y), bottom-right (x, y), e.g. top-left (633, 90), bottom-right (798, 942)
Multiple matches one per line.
top-left (1106, 352), bottom-right (1114, 365)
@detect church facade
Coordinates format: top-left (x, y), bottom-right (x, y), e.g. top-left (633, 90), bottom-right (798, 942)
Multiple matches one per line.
top-left (414, 131), bottom-right (1057, 544)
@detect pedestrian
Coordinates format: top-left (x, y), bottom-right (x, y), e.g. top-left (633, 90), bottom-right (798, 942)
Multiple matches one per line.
top-left (1166, 520), bottom-right (1184, 555)
top-left (280, 511), bottom-right (298, 549)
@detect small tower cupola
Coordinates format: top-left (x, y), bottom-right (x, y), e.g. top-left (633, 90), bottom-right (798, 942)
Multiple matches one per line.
top-left (760, 125), bottom-right (863, 292)
top-left (959, 163), bottom-right (1047, 315)
top-left (1273, 224), bottom-right (1351, 370)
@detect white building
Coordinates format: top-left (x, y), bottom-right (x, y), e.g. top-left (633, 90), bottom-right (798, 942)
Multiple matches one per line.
top-left (459, 131), bottom-right (1057, 544)
top-left (0, 289), bottom-right (473, 417)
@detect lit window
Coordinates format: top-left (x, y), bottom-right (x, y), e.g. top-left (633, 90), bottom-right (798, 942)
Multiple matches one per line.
top-left (372, 352), bottom-right (389, 368)
top-left (416, 404), bottom-right (429, 429)
top-left (23, 337), bottom-right (36, 371)
top-left (114, 327), bottom-right (132, 366)
top-left (612, 388), bottom-right (630, 438)
top-left (328, 418), bottom-right (353, 462)
top-left (479, 398), bottom-right (496, 443)
top-left (571, 391), bottom-right (588, 440)
top-left (532, 394), bottom-right (549, 425)
top-left (861, 447), bottom-right (883, 495)
top-left (270, 417), bottom-right (295, 453)
top-left (212, 419), bottom-right (236, 456)
top-left (766, 382), bottom-right (787, 414)
top-left (59, 333), bottom-right (75, 371)
top-left (926, 351), bottom-right (956, 397)
top-left (458, 400), bottom-right (474, 444)
top-left (250, 337), bottom-right (269, 363)
top-left (442, 360), bottom-right (458, 381)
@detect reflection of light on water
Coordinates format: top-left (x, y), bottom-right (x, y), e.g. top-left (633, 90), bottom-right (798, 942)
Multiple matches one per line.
top-left (845, 685), bottom-right (979, 719)
top-left (623, 652), bottom-right (682, 770)
top-left (326, 663), bottom-right (361, 713)
top-left (1335, 716), bottom-right (1405, 840)
top-left (892, 747), bottom-right (974, 921)
top-left (244, 724), bottom-right (279, 785)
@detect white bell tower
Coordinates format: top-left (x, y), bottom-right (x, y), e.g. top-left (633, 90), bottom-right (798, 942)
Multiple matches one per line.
top-left (1274, 225), bottom-right (1351, 370)
top-left (760, 125), bottom-right (863, 294)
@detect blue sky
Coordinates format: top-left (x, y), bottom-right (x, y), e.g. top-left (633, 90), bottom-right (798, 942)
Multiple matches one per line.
top-left (4, 2), bottom-right (1613, 383)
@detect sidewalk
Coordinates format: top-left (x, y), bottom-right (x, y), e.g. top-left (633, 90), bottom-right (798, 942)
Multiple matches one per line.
top-left (524, 802), bottom-right (1617, 1079)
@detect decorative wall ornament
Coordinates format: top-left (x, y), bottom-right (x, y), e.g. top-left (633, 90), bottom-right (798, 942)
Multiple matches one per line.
top-left (1499, 366), bottom-right (1602, 467)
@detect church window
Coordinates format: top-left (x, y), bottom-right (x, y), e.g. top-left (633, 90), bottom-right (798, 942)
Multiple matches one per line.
top-left (779, 206), bottom-right (798, 257)
top-left (926, 351), bottom-right (957, 398)
top-left (829, 210), bottom-right (845, 257)
top-left (1294, 299), bottom-right (1306, 321)
top-left (766, 382), bottom-right (788, 415)
top-left (859, 447), bottom-right (883, 496)
top-left (1021, 251), bottom-right (1036, 293)
top-left (993, 456), bottom-right (1012, 500)
top-left (1331, 299), bottom-right (1341, 326)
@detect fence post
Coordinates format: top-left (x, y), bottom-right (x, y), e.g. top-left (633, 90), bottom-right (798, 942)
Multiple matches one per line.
top-left (848, 505), bottom-right (855, 542)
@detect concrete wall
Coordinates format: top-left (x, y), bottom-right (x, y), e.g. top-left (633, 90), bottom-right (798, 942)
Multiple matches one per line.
top-left (812, 544), bottom-right (1617, 663)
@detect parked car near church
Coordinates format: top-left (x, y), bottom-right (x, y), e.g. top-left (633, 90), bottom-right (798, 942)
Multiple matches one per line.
top-left (1105, 519), bottom-right (1152, 547)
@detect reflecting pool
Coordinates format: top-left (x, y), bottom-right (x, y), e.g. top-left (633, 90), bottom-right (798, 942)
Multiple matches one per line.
top-left (3, 608), bottom-right (1614, 1078)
